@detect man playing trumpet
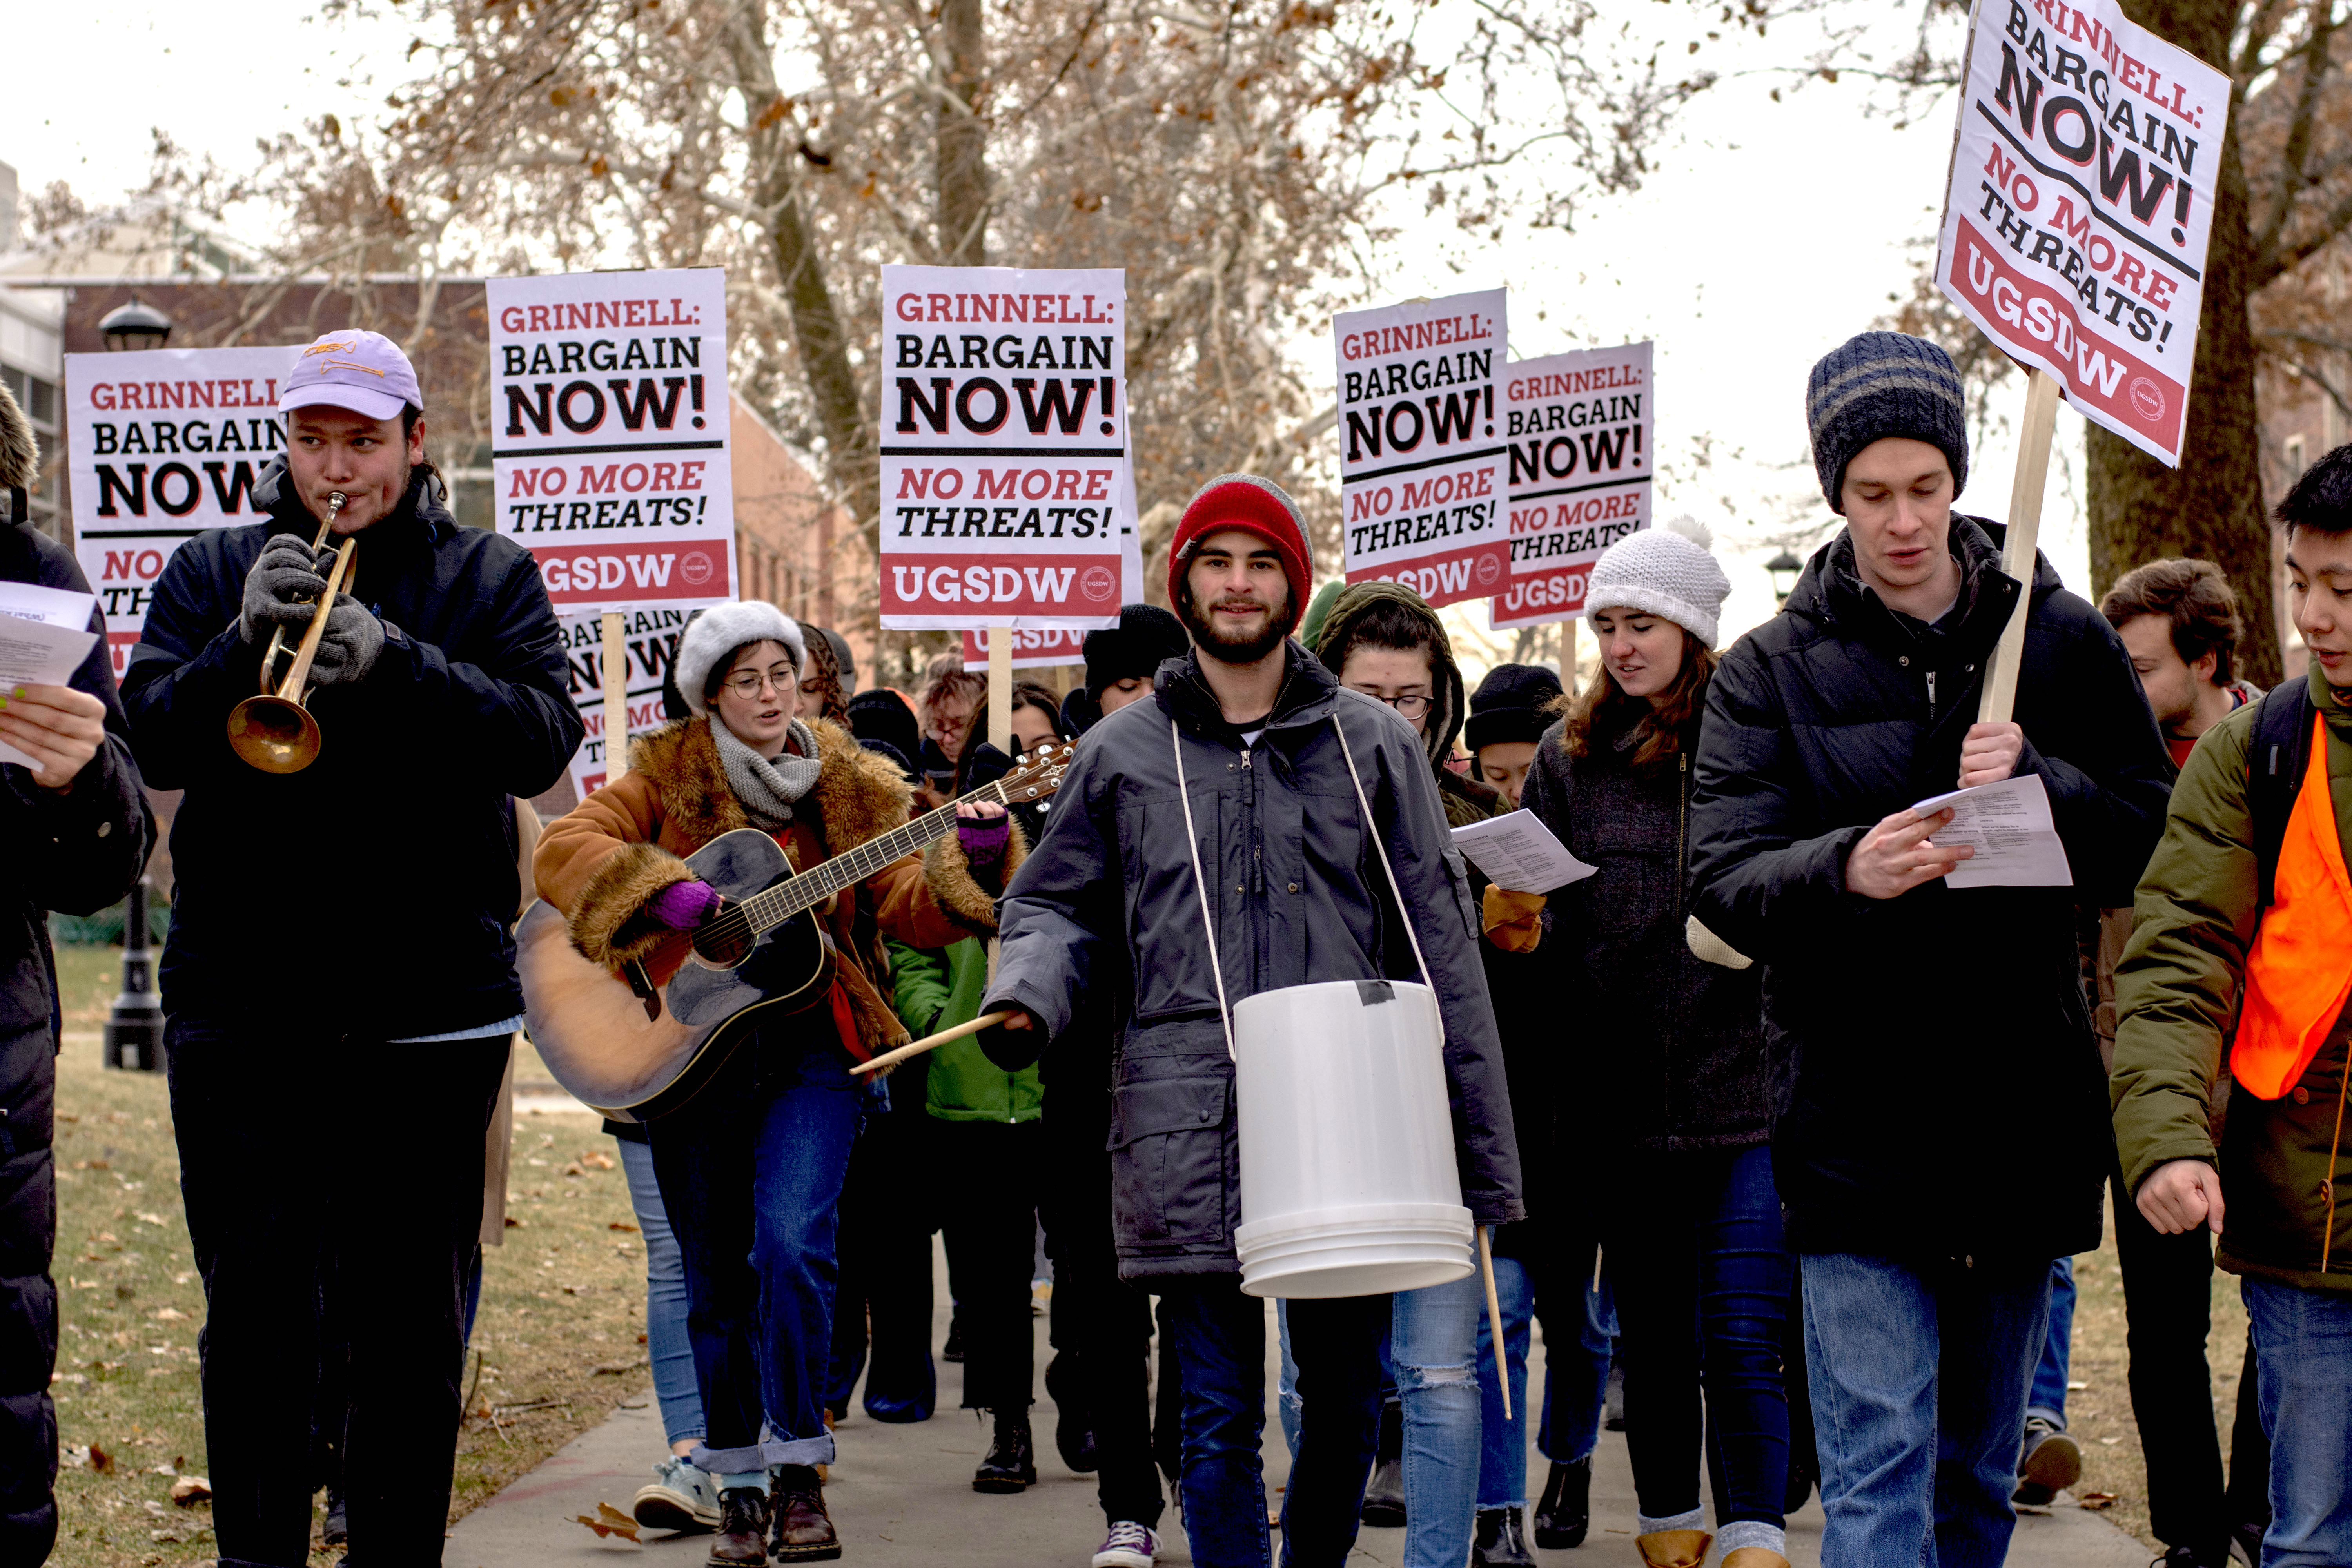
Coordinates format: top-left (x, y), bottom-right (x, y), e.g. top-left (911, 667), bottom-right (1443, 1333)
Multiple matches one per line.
top-left (123, 330), bottom-right (581, 1568)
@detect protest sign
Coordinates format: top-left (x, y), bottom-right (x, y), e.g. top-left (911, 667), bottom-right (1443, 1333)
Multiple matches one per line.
top-left (66, 345), bottom-right (302, 676)
top-left (557, 605), bottom-right (693, 796)
top-left (877, 265), bottom-right (1133, 631)
top-left (960, 626), bottom-right (1088, 671)
top-left (1335, 289), bottom-right (1509, 609)
top-left (488, 268), bottom-right (738, 613)
top-left (1934, 0), bottom-right (2229, 466)
top-left (1489, 341), bottom-right (1653, 630)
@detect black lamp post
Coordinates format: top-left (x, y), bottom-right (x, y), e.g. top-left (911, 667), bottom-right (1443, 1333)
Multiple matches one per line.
top-left (98, 299), bottom-right (174, 353)
top-left (102, 878), bottom-right (164, 1071)
top-left (94, 301), bottom-right (170, 1069)
top-left (1767, 548), bottom-right (1804, 607)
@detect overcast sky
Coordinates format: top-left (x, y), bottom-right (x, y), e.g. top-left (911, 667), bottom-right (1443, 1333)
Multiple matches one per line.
top-left (6, 0), bottom-right (2093, 657)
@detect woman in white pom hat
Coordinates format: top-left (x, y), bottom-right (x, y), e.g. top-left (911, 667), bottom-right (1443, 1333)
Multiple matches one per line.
top-left (1476, 519), bottom-right (1797, 1568)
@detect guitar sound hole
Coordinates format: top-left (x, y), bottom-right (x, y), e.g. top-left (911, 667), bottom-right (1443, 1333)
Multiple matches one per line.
top-left (694, 922), bottom-right (754, 970)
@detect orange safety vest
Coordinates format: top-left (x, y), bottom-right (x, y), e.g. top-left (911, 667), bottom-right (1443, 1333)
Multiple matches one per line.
top-left (2233, 712), bottom-right (2352, 1100)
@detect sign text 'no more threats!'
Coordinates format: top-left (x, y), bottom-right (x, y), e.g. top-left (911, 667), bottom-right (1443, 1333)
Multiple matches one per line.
top-left (1935, 0), bottom-right (2229, 466)
top-left (879, 265), bottom-right (1135, 631)
top-left (1336, 289), bottom-right (1510, 611)
top-left (488, 267), bottom-right (739, 613)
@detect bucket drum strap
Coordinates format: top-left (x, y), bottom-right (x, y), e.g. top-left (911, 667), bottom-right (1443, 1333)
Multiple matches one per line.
top-left (1171, 719), bottom-right (1240, 1062)
top-left (1330, 715), bottom-right (1439, 1005)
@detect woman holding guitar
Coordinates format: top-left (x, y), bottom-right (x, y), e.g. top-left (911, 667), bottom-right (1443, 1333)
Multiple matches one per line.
top-left (535, 602), bottom-right (1018, 1566)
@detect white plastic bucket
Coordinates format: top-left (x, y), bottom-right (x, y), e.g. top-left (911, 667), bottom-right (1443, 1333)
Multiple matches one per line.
top-left (1232, 979), bottom-right (1473, 1298)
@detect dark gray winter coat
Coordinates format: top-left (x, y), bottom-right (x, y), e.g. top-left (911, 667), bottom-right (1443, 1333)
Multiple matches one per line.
top-left (1688, 516), bottom-right (2172, 1263)
top-left (1519, 713), bottom-right (1774, 1156)
top-left (980, 642), bottom-right (1523, 1279)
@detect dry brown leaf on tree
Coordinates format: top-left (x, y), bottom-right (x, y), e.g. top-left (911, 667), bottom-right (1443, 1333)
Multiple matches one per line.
top-left (572, 1501), bottom-right (641, 1541)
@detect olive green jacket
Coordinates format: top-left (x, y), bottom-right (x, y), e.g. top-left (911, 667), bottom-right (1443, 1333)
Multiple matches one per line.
top-left (2112, 664), bottom-right (2352, 1292)
top-left (889, 936), bottom-right (1044, 1124)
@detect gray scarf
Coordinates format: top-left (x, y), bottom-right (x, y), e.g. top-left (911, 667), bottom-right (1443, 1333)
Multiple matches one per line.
top-left (711, 717), bottom-right (823, 831)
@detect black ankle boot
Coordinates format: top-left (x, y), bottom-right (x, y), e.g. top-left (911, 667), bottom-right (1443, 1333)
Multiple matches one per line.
top-left (1474, 1505), bottom-right (1540, 1566)
top-left (707, 1486), bottom-right (771, 1565)
top-left (973, 1409), bottom-right (1038, 1493)
top-left (1533, 1457), bottom-right (1591, 1549)
top-left (1360, 1401), bottom-right (1406, 1526)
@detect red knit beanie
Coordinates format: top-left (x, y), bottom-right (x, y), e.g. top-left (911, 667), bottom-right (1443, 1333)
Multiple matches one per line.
top-left (1166, 474), bottom-right (1314, 618)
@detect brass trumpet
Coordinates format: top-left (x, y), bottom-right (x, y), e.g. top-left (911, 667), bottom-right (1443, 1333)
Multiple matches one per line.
top-left (227, 491), bottom-right (357, 773)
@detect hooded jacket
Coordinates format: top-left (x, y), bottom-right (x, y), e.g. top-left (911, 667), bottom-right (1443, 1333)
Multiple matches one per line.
top-left (124, 461), bottom-right (583, 1037)
top-left (1688, 516), bottom-right (2172, 1262)
top-left (1311, 580), bottom-right (1501, 829)
top-left (979, 642), bottom-right (1523, 1279)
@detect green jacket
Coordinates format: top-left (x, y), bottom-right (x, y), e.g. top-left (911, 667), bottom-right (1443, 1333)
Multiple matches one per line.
top-left (889, 936), bottom-right (1043, 1124)
top-left (2112, 664), bottom-right (2352, 1293)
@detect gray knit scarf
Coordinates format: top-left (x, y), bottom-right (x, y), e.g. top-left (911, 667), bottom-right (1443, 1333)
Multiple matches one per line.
top-left (711, 717), bottom-right (824, 831)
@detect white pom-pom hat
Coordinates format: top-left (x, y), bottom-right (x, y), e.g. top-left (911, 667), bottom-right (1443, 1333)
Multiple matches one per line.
top-left (674, 601), bottom-right (807, 716)
top-left (1583, 515), bottom-right (1734, 649)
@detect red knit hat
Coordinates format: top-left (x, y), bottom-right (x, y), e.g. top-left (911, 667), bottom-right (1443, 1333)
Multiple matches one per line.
top-left (1167, 473), bottom-right (1315, 617)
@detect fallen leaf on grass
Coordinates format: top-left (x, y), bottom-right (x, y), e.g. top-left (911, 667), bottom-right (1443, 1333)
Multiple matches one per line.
top-left (577, 1150), bottom-right (616, 1170)
top-left (2078, 1491), bottom-right (2117, 1510)
top-left (134, 1212), bottom-right (167, 1227)
top-left (505, 1215), bottom-right (524, 1229)
top-left (608, 1221), bottom-right (640, 1232)
top-left (572, 1502), bottom-right (640, 1541)
top-left (87, 1442), bottom-right (114, 1472)
top-left (75, 1159), bottom-right (110, 1171)
top-left (151, 1307), bottom-right (186, 1321)
top-left (170, 1477), bottom-right (212, 1506)
top-left (592, 1357), bottom-right (649, 1375)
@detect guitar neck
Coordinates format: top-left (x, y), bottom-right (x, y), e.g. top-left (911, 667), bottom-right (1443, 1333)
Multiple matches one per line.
top-left (738, 780), bottom-right (1010, 933)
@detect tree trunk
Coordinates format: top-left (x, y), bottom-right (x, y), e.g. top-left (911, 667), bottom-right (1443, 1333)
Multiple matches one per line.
top-left (937, 0), bottom-right (989, 267)
top-left (2085, 0), bottom-right (2281, 688)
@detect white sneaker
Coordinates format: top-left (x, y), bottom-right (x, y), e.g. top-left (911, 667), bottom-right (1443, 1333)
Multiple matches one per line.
top-left (632, 1454), bottom-right (721, 1532)
top-left (1092, 1520), bottom-right (1160, 1568)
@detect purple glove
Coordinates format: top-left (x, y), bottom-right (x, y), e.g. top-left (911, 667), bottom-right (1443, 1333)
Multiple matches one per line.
top-left (957, 811), bottom-right (1011, 873)
top-left (644, 878), bottom-right (722, 931)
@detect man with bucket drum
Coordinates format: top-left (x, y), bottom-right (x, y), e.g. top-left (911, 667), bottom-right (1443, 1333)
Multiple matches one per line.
top-left (977, 473), bottom-right (1522, 1568)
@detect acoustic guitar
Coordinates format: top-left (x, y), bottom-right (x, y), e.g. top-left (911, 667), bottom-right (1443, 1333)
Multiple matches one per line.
top-left (519, 745), bottom-right (1071, 1119)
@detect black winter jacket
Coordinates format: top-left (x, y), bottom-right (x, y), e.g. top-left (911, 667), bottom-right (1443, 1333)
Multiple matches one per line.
top-left (123, 465), bottom-right (581, 1038)
top-left (981, 643), bottom-right (1523, 1279)
top-left (1, 524), bottom-right (153, 1043)
top-left (1689, 517), bottom-right (2170, 1262)
top-left (1521, 714), bottom-right (1774, 1158)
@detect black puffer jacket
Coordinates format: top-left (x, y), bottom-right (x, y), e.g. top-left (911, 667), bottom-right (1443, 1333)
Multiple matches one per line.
top-left (1688, 516), bottom-right (2171, 1262)
top-left (1521, 713), bottom-right (1773, 1157)
top-left (981, 642), bottom-right (1522, 1279)
top-left (0, 524), bottom-right (154, 1042)
top-left (124, 463), bottom-right (581, 1038)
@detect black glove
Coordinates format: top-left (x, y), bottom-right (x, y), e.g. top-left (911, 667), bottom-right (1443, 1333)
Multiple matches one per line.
top-left (306, 597), bottom-right (385, 686)
top-left (240, 534), bottom-right (329, 644)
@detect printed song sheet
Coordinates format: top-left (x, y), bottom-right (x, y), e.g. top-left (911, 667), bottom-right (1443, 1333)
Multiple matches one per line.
top-left (1452, 811), bottom-right (1597, 894)
top-left (0, 583), bottom-right (101, 770)
top-left (1910, 773), bottom-right (2073, 890)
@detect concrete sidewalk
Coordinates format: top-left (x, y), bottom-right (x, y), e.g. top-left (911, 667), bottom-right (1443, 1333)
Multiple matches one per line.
top-left (447, 1248), bottom-right (2149, 1568)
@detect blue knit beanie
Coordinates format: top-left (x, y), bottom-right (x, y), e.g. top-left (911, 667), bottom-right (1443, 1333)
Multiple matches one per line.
top-left (1805, 332), bottom-right (1969, 513)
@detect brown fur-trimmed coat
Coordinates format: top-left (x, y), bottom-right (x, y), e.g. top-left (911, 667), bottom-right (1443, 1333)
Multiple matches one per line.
top-left (533, 715), bottom-right (1022, 1060)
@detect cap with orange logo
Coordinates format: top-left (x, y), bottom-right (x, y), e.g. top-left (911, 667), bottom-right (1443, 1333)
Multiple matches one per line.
top-left (278, 330), bottom-right (424, 422)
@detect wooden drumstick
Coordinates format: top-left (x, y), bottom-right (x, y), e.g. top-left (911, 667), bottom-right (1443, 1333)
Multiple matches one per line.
top-left (851, 1010), bottom-right (1015, 1075)
top-left (1479, 1224), bottom-right (1512, 1421)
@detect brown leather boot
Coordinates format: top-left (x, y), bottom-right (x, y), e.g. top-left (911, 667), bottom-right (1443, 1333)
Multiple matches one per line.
top-left (1635, 1528), bottom-right (1713, 1568)
top-left (768, 1466), bottom-right (842, 1563)
top-left (1719, 1550), bottom-right (1790, 1568)
top-left (707, 1486), bottom-right (770, 1566)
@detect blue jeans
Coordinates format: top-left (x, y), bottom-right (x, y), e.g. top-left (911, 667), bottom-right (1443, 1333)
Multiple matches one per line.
top-left (1159, 1280), bottom-right (1391, 1568)
top-left (1537, 1263), bottom-right (1615, 1466)
top-left (1802, 1252), bottom-right (2050, 1568)
top-left (618, 1136), bottom-right (704, 1448)
top-left (2245, 1279), bottom-right (2352, 1567)
top-left (2026, 1255), bottom-right (2075, 1427)
top-left (647, 1038), bottom-right (864, 1472)
top-left (1477, 1256), bottom-right (1535, 1508)
top-left (1394, 1270), bottom-right (1483, 1565)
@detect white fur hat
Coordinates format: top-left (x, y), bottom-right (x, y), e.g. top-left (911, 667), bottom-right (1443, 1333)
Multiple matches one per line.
top-left (674, 601), bottom-right (807, 716)
top-left (1583, 516), bottom-right (1733, 649)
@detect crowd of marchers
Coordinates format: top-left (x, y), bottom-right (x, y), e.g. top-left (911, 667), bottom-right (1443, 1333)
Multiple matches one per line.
top-left (4, 324), bottom-right (2351, 1568)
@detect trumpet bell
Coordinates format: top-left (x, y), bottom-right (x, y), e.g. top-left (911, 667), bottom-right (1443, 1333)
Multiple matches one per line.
top-left (226, 694), bottom-right (323, 773)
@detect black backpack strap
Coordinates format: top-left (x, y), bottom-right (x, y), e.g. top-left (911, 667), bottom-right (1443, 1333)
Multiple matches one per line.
top-left (2249, 681), bottom-right (2319, 910)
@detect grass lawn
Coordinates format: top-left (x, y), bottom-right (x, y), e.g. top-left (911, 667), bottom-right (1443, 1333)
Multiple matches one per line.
top-left (47, 946), bottom-right (654, 1567)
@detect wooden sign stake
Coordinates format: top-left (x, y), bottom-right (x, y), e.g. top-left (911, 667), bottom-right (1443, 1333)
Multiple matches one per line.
top-left (599, 611), bottom-right (630, 786)
top-left (987, 627), bottom-right (1014, 752)
top-left (1977, 370), bottom-right (2063, 726)
top-left (1477, 1225), bottom-right (1511, 1419)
